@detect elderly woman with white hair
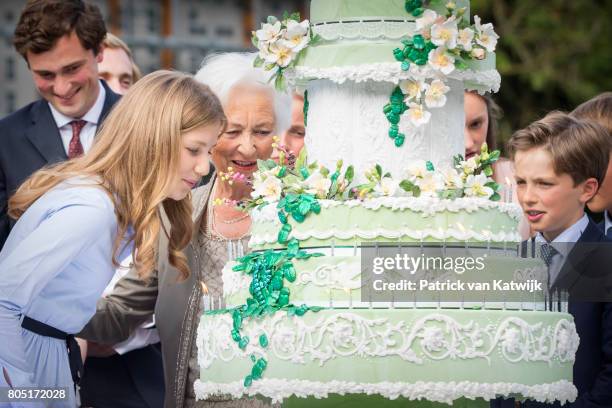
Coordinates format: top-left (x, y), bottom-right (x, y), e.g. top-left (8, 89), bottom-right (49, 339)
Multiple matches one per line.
top-left (79, 53), bottom-right (290, 408)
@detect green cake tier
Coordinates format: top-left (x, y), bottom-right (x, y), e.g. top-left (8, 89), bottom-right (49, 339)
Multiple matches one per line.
top-left (292, 0), bottom-right (497, 92)
top-left (195, 308), bottom-right (577, 405)
top-left (310, 0), bottom-right (470, 24)
top-left (250, 198), bottom-right (523, 250)
top-left (223, 251), bottom-right (547, 309)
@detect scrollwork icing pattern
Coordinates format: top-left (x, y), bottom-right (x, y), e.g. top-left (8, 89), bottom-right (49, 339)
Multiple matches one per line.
top-left (313, 20), bottom-right (416, 41)
top-left (197, 312), bottom-right (578, 370)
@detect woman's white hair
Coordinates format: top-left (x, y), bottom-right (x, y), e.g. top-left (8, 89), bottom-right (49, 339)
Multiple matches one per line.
top-left (195, 52), bottom-right (291, 134)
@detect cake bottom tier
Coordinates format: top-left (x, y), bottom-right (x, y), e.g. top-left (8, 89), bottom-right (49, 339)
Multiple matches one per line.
top-left (195, 308), bottom-right (578, 405)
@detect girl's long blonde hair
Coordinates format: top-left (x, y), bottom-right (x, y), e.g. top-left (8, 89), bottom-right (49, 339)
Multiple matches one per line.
top-left (9, 70), bottom-right (226, 280)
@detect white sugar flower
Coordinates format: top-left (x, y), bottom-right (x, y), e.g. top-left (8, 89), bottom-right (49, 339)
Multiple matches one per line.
top-left (374, 177), bottom-right (398, 197)
top-left (251, 175), bottom-right (282, 202)
top-left (267, 41), bottom-right (296, 67)
top-left (255, 21), bottom-right (282, 44)
top-left (474, 15), bottom-right (499, 52)
top-left (471, 47), bottom-right (486, 60)
top-left (303, 170), bottom-right (331, 198)
top-left (424, 79), bottom-right (450, 108)
top-left (415, 172), bottom-right (445, 198)
top-left (415, 9), bottom-right (439, 32)
top-left (399, 78), bottom-right (426, 102)
top-left (406, 103), bottom-right (431, 127)
top-left (431, 16), bottom-right (458, 49)
top-left (441, 167), bottom-right (464, 189)
top-left (457, 27), bottom-right (474, 51)
top-left (464, 173), bottom-right (494, 198)
top-left (282, 19), bottom-right (310, 53)
top-left (428, 47), bottom-right (455, 75)
top-left (405, 160), bottom-right (429, 181)
top-left (459, 157), bottom-right (479, 175)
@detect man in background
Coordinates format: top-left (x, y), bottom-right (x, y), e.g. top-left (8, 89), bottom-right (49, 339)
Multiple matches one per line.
top-left (0, 0), bottom-right (120, 249)
top-left (98, 33), bottom-right (141, 95)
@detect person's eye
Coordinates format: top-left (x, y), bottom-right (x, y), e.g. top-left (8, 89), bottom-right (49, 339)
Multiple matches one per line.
top-left (469, 120), bottom-right (482, 130)
top-left (40, 73), bottom-right (54, 80)
top-left (539, 181), bottom-right (554, 187)
top-left (289, 128), bottom-right (305, 138)
top-left (121, 79), bottom-right (132, 87)
top-left (515, 179), bottom-right (526, 185)
top-left (65, 65), bottom-right (80, 74)
top-left (253, 129), bottom-right (272, 136)
top-left (225, 130), bottom-right (240, 137)
top-left (187, 147), bottom-right (199, 155)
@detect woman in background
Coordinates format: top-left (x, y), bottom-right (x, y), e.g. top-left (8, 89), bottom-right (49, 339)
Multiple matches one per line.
top-left (464, 90), bottom-right (530, 238)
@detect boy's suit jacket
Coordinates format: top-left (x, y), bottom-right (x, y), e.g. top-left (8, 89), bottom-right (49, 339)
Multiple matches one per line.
top-left (0, 80), bottom-right (120, 249)
top-left (502, 220), bottom-right (612, 408)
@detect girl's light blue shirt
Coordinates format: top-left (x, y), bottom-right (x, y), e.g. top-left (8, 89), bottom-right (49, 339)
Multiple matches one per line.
top-left (0, 178), bottom-right (132, 407)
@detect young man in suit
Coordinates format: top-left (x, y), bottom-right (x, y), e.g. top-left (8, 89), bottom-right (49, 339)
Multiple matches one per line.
top-left (509, 112), bottom-right (612, 407)
top-left (0, 0), bottom-right (120, 249)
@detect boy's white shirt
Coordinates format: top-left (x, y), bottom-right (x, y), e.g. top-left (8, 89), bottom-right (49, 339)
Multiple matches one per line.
top-left (604, 210), bottom-right (612, 235)
top-left (103, 255), bottom-right (160, 355)
top-left (535, 214), bottom-right (589, 285)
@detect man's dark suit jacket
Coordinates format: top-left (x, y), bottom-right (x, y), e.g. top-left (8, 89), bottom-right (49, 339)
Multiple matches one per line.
top-left (496, 221), bottom-right (612, 407)
top-left (0, 80), bottom-right (120, 249)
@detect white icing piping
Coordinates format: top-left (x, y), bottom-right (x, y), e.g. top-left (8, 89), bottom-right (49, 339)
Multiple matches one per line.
top-left (313, 20), bottom-right (417, 41)
top-left (197, 312), bottom-right (578, 370)
top-left (252, 197), bottom-right (524, 223)
top-left (287, 63), bottom-right (501, 91)
top-left (249, 228), bottom-right (522, 246)
top-left (194, 379), bottom-right (577, 405)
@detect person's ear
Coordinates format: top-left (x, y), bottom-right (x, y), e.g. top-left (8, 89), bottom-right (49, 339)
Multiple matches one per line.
top-left (579, 177), bottom-right (599, 204)
top-left (96, 44), bottom-right (105, 64)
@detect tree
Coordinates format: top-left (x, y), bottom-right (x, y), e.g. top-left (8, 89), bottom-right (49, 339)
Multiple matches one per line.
top-left (472, 0), bottom-right (612, 148)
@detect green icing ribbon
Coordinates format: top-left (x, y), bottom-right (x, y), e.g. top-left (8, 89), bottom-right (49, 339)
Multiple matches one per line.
top-left (217, 191), bottom-right (325, 387)
top-left (303, 90), bottom-right (309, 127)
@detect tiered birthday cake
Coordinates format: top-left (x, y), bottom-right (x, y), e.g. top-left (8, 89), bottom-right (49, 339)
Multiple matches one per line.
top-left (195, 0), bottom-right (578, 406)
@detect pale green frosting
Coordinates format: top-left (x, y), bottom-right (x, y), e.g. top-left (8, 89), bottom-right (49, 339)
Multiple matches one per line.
top-left (197, 308), bottom-right (576, 401)
top-left (310, 0), bottom-right (470, 24)
top-left (296, 41), bottom-right (496, 71)
top-left (250, 199), bottom-right (521, 250)
top-left (224, 254), bottom-right (547, 308)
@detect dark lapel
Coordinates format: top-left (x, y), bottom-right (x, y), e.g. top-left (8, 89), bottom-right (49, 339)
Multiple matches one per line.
top-left (25, 99), bottom-right (66, 164)
top-left (554, 220), bottom-right (604, 291)
top-left (24, 81), bottom-right (120, 165)
top-left (98, 80), bottom-right (121, 130)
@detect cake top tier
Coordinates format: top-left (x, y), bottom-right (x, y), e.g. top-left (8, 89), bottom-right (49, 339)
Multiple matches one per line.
top-left (310, 0), bottom-right (470, 24)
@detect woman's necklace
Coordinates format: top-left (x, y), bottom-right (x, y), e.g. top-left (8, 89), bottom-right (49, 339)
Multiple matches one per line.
top-left (207, 181), bottom-right (251, 241)
top-left (213, 206), bottom-right (250, 224)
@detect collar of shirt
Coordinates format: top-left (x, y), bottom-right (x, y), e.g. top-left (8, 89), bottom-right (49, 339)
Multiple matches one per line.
top-left (48, 80), bottom-right (106, 128)
top-left (605, 210), bottom-right (612, 234)
top-left (534, 213), bottom-right (589, 257)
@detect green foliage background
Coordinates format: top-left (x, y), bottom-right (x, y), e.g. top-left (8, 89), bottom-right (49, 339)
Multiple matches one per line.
top-left (471, 0), bottom-right (612, 151)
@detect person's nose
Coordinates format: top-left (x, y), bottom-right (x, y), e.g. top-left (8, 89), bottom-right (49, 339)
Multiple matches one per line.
top-left (53, 76), bottom-right (73, 98)
top-left (237, 134), bottom-right (256, 157)
top-left (194, 155), bottom-right (210, 177)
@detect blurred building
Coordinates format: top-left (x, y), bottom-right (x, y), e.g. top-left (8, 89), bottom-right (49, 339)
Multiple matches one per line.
top-left (0, 0), bottom-right (308, 116)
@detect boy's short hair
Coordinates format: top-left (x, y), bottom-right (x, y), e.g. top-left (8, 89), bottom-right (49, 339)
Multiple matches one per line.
top-left (571, 92), bottom-right (612, 136)
top-left (13, 0), bottom-right (106, 62)
top-left (507, 111), bottom-right (612, 186)
top-left (103, 32), bottom-right (142, 82)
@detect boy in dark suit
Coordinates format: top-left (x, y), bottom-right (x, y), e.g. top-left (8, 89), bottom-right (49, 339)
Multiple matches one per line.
top-left (0, 0), bottom-right (120, 249)
top-left (508, 112), bottom-right (612, 407)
